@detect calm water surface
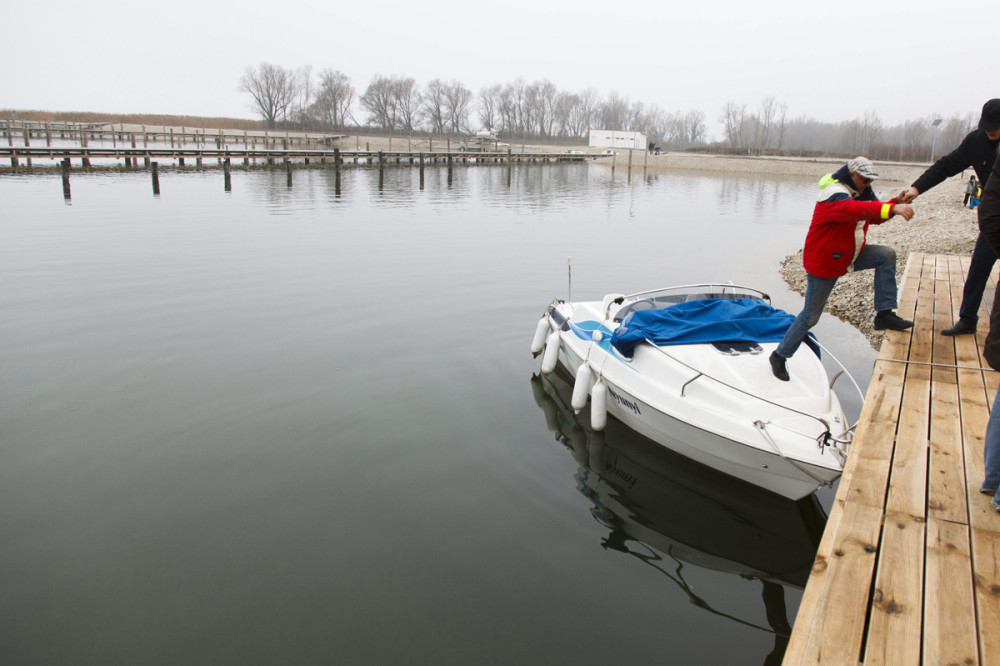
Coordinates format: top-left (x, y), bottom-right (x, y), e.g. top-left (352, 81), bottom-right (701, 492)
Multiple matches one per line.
top-left (0, 164), bottom-right (878, 664)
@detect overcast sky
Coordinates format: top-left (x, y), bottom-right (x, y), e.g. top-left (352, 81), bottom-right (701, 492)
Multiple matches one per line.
top-left (5, 0), bottom-right (995, 139)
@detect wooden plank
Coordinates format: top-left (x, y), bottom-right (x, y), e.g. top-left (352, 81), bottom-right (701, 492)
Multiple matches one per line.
top-left (884, 255), bottom-right (932, 518)
top-left (924, 518), bottom-right (979, 665)
top-left (863, 511), bottom-right (925, 665)
top-left (971, 526), bottom-right (1000, 664)
top-left (929, 256), bottom-right (967, 523)
top-left (792, 501), bottom-right (885, 665)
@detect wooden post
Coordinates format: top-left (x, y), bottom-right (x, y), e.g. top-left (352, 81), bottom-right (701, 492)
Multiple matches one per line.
top-left (419, 152), bottom-right (425, 189)
top-left (224, 158), bottom-right (231, 191)
top-left (81, 132), bottom-right (91, 170)
top-left (334, 147), bottom-right (341, 195)
top-left (627, 149), bottom-right (633, 182)
top-left (61, 159), bottom-right (71, 200)
top-left (286, 158), bottom-right (292, 187)
top-left (45, 121), bottom-right (52, 146)
top-left (23, 127), bottom-right (31, 169)
top-left (507, 147), bottom-right (513, 187)
top-left (151, 161), bottom-right (160, 196)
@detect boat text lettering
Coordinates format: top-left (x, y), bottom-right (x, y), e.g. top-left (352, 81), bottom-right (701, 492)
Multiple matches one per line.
top-left (607, 386), bottom-right (641, 415)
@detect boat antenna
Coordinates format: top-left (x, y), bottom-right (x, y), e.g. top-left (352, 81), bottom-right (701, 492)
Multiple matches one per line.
top-left (567, 256), bottom-right (572, 301)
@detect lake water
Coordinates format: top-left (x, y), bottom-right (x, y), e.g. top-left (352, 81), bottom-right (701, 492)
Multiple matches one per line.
top-left (0, 163), bottom-right (879, 664)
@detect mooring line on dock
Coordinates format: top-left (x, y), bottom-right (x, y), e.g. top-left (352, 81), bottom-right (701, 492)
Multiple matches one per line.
top-left (874, 357), bottom-right (996, 371)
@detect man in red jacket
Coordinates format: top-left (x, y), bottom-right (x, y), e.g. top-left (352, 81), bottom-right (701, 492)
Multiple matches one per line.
top-left (770, 157), bottom-right (915, 381)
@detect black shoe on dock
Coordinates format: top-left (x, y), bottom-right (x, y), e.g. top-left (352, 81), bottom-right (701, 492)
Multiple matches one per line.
top-left (941, 319), bottom-right (977, 336)
top-left (873, 310), bottom-right (914, 331)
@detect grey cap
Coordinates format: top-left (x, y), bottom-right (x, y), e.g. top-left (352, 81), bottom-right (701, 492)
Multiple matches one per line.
top-left (847, 156), bottom-right (879, 180)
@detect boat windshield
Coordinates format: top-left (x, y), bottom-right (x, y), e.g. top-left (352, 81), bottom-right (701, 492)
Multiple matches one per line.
top-left (614, 291), bottom-right (764, 322)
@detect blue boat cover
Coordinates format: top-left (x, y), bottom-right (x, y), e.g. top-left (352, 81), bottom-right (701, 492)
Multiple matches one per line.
top-left (610, 298), bottom-right (816, 357)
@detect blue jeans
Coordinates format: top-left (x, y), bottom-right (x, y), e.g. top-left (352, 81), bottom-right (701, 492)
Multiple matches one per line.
top-left (957, 232), bottom-right (998, 325)
top-left (983, 390), bottom-right (1000, 505)
top-left (776, 244), bottom-right (898, 358)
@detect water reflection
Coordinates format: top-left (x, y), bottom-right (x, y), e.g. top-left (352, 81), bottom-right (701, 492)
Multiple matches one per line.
top-left (530, 369), bottom-right (827, 664)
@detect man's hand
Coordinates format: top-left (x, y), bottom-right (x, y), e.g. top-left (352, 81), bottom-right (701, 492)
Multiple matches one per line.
top-left (897, 187), bottom-right (919, 203)
top-left (893, 203), bottom-right (915, 220)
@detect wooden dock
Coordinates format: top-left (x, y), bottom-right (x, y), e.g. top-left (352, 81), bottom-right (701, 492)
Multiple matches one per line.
top-left (784, 252), bottom-right (1000, 665)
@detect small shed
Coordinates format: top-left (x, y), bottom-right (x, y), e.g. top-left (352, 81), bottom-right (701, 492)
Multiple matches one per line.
top-left (588, 129), bottom-right (648, 151)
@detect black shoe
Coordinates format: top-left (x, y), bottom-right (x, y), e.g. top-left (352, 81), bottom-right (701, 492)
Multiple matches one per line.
top-left (769, 352), bottom-right (789, 381)
top-left (873, 311), bottom-right (914, 331)
top-left (941, 319), bottom-right (977, 336)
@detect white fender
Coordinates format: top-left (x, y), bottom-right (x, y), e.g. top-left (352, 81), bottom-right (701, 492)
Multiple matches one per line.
top-left (530, 317), bottom-right (550, 356)
top-left (571, 363), bottom-right (593, 413)
top-left (590, 381), bottom-right (607, 431)
top-left (540, 332), bottom-right (560, 374)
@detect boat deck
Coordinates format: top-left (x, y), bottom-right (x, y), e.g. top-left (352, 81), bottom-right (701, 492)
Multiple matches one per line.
top-left (784, 252), bottom-right (1000, 665)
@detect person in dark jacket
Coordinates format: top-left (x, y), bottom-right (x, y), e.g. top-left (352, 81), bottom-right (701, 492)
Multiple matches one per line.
top-left (965, 175), bottom-right (977, 205)
top-left (897, 98), bottom-right (1000, 336)
top-left (973, 140), bottom-right (1000, 511)
top-left (770, 157), bottom-right (915, 381)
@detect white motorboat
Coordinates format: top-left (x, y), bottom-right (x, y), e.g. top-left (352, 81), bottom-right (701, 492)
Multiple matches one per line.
top-left (530, 283), bottom-right (859, 500)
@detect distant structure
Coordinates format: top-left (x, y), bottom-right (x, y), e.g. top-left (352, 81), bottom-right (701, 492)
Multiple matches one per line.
top-left (588, 129), bottom-right (648, 151)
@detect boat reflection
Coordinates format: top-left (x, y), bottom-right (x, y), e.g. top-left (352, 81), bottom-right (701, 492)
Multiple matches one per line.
top-left (530, 369), bottom-right (828, 664)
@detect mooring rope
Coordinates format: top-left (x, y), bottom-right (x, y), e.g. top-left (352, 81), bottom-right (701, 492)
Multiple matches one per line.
top-left (875, 357), bottom-right (997, 371)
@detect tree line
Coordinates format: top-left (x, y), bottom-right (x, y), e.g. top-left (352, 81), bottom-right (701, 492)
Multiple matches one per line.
top-left (240, 62), bottom-right (974, 159)
top-left (239, 62), bottom-right (707, 148)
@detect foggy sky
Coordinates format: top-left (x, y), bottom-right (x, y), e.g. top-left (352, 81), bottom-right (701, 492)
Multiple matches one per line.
top-left (4, 0), bottom-right (995, 139)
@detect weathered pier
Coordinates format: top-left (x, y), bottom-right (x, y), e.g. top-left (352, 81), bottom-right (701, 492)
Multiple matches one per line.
top-left (784, 252), bottom-right (1000, 665)
top-left (0, 145), bottom-right (604, 169)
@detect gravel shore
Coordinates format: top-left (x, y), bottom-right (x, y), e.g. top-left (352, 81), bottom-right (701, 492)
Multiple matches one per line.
top-left (631, 153), bottom-right (980, 349)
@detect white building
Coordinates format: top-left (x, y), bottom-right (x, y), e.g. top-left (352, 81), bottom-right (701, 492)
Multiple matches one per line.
top-left (588, 129), bottom-right (648, 151)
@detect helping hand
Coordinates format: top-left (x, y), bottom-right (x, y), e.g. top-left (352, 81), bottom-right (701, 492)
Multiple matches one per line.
top-left (897, 187), bottom-right (919, 204)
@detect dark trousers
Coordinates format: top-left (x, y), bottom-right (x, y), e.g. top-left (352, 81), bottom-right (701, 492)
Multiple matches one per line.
top-left (965, 193), bottom-right (972, 205)
top-left (958, 232), bottom-right (999, 324)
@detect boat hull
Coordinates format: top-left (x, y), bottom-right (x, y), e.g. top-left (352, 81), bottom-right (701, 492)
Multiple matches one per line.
top-left (535, 289), bottom-right (850, 500)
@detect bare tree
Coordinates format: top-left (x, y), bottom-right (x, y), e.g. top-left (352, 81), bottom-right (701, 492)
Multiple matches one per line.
top-left (360, 74), bottom-right (418, 130)
top-left (860, 110), bottom-right (883, 155)
top-left (478, 85), bottom-right (501, 133)
top-left (422, 79), bottom-right (448, 133)
top-left (293, 65), bottom-right (313, 126)
top-left (774, 102), bottom-right (788, 152)
top-left (361, 75), bottom-right (397, 128)
top-left (683, 110), bottom-right (706, 144)
top-left (719, 100), bottom-right (747, 150)
top-left (312, 69), bottom-right (355, 128)
top-left (444, 81), bottom-right (472, 133)
top-left (599, 92), bottom-right (632, 130)
top-left (751, 97), bottom-right (779, 154)
top-left (901, 119), bottom-right (927, 161)
top-left (240, 63), bottom-right (299, 129)
top-left (571, 89), bottom-right (601, 137)
top-left (393, 77), bottom-right (421, 131)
